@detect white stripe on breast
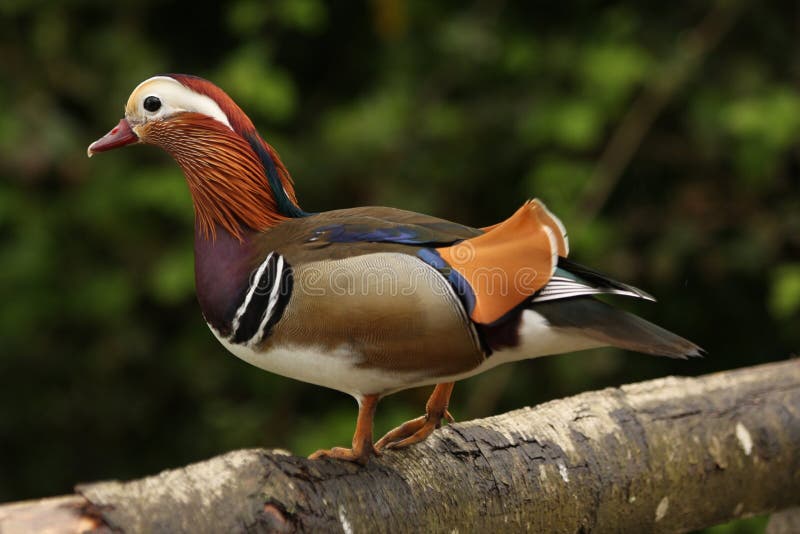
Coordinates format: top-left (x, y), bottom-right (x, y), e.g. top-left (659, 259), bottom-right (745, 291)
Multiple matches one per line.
top-left (249, 255), bottom-right (284, 347)
top-left (231, 252), bottom-right (273, 335)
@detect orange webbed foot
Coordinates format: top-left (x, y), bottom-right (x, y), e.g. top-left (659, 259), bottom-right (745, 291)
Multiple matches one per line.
top-left (308, 394), bottom-right (380, 465)
top-left (375, 383), bottom-right (455, 451)
top-left (375, 409), bottom-right (455, 450)
top-left (309, 445), bottom-right (377, 466)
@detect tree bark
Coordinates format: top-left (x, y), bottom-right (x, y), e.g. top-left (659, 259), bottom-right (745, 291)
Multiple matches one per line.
top-left (767, 507), bottom-right (800, 534)
top-left (1, 359), bottom-right (799, 533)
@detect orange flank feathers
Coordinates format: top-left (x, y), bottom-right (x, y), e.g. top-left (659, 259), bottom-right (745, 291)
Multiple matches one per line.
top-left (438, 200), bottom-right (567, 324)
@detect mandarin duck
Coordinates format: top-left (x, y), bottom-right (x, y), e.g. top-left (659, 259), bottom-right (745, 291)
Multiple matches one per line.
top-left (88, 75), bottom-right (702, 465)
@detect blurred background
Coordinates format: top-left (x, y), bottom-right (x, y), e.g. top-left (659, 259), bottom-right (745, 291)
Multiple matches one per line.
top-left (0, 1), bottom-right (797, 531)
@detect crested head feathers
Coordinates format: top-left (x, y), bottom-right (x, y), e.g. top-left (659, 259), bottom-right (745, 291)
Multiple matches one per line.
top-left (121, 74), bottom-right (304, 240)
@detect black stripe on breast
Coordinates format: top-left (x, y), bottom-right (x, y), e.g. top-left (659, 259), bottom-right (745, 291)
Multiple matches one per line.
top-left (257, 264), bottom-right (293, 344)
top-left (230, 254), bottom-right (293, 345)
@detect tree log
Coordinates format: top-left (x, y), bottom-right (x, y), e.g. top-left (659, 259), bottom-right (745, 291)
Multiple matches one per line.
top-left (767, 507), bottom-right (800, 534)
top-left (1, 359), bottom-right (798, 533)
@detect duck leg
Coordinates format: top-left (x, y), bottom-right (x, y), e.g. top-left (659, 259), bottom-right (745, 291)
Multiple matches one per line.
top-left (375, 382), bottom-right (455, 451)
top-left (309, 394), bottom-right (380, 465)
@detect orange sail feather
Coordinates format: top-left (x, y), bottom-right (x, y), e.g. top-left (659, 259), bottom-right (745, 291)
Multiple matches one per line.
top-left (438, 200), bottom-right (566, 324)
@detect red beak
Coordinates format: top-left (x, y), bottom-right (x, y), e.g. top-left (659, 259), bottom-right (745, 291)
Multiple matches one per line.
top-left (87, 118), bottom-right (139, 157)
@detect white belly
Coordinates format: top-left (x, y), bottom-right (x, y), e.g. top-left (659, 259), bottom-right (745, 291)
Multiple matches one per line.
top-left (212, 329), bottom-right (427, 399)
top-left (211, 309), bottom-right (605, 398)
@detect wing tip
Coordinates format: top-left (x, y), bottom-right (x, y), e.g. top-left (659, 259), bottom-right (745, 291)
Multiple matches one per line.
top-left (556, 257), bottom-right (657, 303)
top-left (635, 288), bottom-right (657, 302)
top-left (686, 345), bottom-right (707, 359)
top-left (651, 340), bottom-right (706, 360)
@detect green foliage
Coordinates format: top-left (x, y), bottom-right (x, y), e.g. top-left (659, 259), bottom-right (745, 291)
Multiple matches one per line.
top-left (218, 44), bottom-right (297, 121)
top-left (770, 264), bottom-right (800, 319)
top-left (0, 4), bottom-right (796, 531)
top-left (703, 515), bottom-right (768, 534)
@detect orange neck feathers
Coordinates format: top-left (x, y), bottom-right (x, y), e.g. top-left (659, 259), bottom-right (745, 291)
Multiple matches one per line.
top-left (145, 113), bottom-right (300, 240)
top-left (147, 74), bottom-right (303, 240)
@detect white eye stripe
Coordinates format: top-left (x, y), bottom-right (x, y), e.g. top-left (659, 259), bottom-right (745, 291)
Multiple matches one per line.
top-left (126, 76), bottom-right (233, 131)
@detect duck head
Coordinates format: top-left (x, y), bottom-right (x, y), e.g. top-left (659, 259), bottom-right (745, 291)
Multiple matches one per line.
top-left (88, 74), bottom-right (304, 240)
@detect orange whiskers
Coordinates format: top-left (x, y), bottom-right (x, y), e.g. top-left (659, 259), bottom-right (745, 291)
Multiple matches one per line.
top-left (143, 114), bottom-right (298, 240)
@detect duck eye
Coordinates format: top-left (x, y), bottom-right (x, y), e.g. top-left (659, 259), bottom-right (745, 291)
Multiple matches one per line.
top-left (143, 96), bottom-right (161, 112)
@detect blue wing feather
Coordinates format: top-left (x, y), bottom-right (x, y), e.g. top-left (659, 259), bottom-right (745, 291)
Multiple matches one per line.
top-left (308, 220), bottom-right (480, 246)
